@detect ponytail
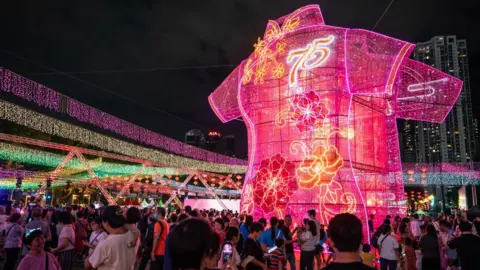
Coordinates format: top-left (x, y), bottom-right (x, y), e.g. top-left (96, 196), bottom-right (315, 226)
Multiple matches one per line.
top-left (270, 217), bottom-right (278, 240)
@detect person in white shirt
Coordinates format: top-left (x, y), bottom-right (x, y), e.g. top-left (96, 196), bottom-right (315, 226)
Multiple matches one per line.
top-left (298, 220), bottom-right (317, 270)
top-left (378, 225), bottom-right (400, 270)
top-left (410, 214), bottom-right (421, 239)
top-left (85, 206), bottom-right (136, 270)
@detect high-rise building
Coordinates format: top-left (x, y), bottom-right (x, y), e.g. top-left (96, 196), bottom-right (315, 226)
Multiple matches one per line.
top-left (411, 36), bottom-right (474, 163)
top-left (401, 120), bottom-right (417, 162)
top-left (473, 119), bottom-right (480, 159)
top-left (223, 135), bottom-right (235, 157)
top-left (185, 129), bottom-right (205, 148)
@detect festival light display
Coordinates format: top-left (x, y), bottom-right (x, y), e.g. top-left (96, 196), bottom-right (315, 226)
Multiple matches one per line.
top-left (0, 100), bottom-right (246, 173)
top-left (0, 67), bottom-right (246, 166)
top-left (209, 5), bottom-right (463, 233)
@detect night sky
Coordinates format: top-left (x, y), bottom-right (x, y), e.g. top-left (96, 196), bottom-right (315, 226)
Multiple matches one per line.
top-left (0, 0), bottom-right (476, 159)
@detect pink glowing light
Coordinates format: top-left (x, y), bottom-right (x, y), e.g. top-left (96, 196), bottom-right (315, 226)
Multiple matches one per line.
top-left (209, 5), bottom-right (463, 233)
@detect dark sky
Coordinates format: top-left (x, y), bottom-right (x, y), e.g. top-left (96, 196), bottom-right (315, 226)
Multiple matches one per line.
top-left (0, 0), bottom-right (476, 159)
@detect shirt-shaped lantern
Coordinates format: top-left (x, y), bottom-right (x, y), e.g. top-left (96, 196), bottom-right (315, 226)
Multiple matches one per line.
top-left (209, 5), bottom-right (462, 233)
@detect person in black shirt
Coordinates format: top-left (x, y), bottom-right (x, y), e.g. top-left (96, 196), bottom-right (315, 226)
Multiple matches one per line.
top-left (280, 215), bottom-right (298, 270)
top-left (447, 221), bottom-right (480, 270)
top-left (322, 213), bottom-right (374, 270)
top-left (368, 214), bottom-right (374, 234)
top-left (244, 222), bottom-right (267, 270)
top-left (419, 224), bottom-right (441, 270)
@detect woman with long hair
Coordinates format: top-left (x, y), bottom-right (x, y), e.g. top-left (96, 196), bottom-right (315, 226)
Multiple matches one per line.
top-left (259, 217), bottom-right (285, 250)
top-left (298, 220), bottom-right (317, 270)
top-left (399, 218), bottom-right (415, 270)
top-left (50, 211), bottom-right (76, 270)
top-left (419, 224), bottom-right (441, 270)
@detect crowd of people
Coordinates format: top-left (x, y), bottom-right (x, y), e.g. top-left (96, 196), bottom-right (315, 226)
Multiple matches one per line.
top-left (369, 212), bottom-right (480, 270)
top-left (0, 199), bottom-right (480, 270)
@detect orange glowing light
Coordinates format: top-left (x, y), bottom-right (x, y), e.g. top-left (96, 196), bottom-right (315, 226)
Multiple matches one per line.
top-left (253, 37), bottom-right (266, 57)
top-left (276, 42), bottom-right (286, 54)
top-left (282, 16), bottom-right (300, 32)
top-left (254, 62), bottom-right (270, 84)
top-left (297, 145), bottom-right (344, 189)
top-left (272, 63), bottom-right (285, 78)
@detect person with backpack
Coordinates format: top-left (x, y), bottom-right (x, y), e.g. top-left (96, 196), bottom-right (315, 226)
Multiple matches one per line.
top-left (3, 212), bottom-right (24, 270)
top-left (377, 225), bottom-right (400, 270)
top-left (259, 217), bottom-right (285, 250)
top-left (151, 207), bottom-right (169, 270)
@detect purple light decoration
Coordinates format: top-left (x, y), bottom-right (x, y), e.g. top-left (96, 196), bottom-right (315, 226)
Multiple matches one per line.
top-left (0, 67), bottom-right (247, 166)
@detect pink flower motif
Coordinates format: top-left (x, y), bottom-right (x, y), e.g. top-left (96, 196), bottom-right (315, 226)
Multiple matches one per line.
top-left (289, 91), bottom-right (329, 132)
top-left (252, 154), bottom-right (298, 215)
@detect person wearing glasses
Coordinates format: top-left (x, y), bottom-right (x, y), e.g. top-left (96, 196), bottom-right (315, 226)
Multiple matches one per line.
top-left (17, 228), bottom-right (61, 270)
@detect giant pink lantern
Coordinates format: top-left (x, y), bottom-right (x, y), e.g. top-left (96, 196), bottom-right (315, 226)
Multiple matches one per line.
top-left (209, 5), bottom-right (462, 234)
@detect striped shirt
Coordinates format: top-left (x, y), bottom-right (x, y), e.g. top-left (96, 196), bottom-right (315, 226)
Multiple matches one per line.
top-left (270, 248), bottom-right (285, 270)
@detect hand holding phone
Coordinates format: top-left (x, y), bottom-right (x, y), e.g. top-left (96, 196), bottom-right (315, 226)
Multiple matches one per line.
top-left (222, 243), bottom-right (233, 263)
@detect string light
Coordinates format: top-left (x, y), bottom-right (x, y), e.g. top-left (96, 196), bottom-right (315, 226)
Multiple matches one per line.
top-left (0, 142), bottom-right (177, 175)
top-left (0, 100), bottom-right (247, 173)
top-left (0, 67), bottom-right (246, 166)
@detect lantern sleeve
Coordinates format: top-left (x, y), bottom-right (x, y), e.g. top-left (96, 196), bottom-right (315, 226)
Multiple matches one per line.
top-left (394, 59), bottom-right (463, 123)
top-left (208, 66), bottom-right (241, 123)
top-left (346, 29), bottom-right (414, 95)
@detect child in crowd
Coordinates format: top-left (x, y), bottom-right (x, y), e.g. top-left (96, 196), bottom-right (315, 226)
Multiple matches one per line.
top-left (270, 238), bottom-right (286, 270)
top-left (361, 243), bottom-right (375, 268)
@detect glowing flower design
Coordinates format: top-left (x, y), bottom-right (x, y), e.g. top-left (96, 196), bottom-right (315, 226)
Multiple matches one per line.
top-left (242, 59), bottom-right (253, 84)
top-left (297, 145), bottom-right (344, 189)
top-left (272, 63), bottom-right (285, 78)
top-left (253, 154), bottom-right (298, 215)
top-left (253, 37), bottom-right (266, 57)
top-left (254, 62), bottom-right (270, 84)
top-left (276, 42), bottom-right (286, 54)
top-left (282, 17), bottom-right (300, 32)
top-left (290, 91), bottom-right (329, 132)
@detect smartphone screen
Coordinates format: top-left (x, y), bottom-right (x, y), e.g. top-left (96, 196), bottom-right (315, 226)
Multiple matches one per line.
top-left (222, 243), bottom-right (233, 262)
top-left (268, 246), bottom-right (278, 253)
